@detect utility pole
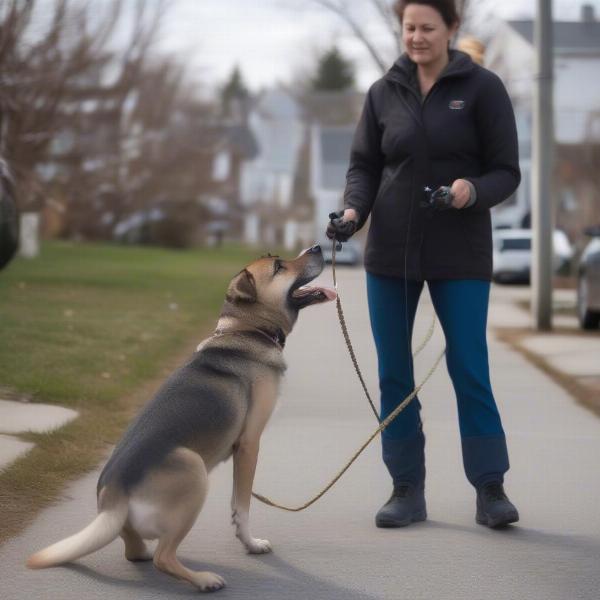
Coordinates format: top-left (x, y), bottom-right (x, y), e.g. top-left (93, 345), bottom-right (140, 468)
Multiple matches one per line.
top-left (531, 0), bottom-right (554, 329)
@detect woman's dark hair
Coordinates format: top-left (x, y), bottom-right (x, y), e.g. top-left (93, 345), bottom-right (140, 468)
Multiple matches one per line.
top-left (393, 0), bottom-right (460, 28)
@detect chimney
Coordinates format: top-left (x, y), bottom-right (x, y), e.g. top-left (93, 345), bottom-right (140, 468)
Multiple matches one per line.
top-left (581, 4), bottom-right (595, 22)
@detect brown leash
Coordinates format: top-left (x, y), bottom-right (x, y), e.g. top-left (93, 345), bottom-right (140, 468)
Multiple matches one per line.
top-left (330, 240), bottom-right (380, 421)
top-left (251, 240), bottom-right (446, 512)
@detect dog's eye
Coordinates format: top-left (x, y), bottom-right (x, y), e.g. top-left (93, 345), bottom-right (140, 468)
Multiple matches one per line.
top-left (274, 260), bottom-right (286, 274)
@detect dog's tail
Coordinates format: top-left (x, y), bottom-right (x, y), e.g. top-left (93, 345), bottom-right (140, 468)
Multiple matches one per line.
top-left (26, 489), bottom-right (128, 569)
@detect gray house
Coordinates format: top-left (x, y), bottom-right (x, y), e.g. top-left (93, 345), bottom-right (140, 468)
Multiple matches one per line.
top-left (235, 88), bottom-right (364, 251)
top-left (238, 89), bottom-right (310, 249)
top-left (309, 124), bottom-right (355, 243)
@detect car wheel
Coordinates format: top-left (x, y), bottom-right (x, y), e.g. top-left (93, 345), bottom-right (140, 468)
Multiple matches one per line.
top-left (577, 273), bottom-right (600, 330)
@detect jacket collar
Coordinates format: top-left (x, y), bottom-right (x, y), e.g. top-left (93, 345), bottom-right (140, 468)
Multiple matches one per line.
top-left (384, 49), bottom-right (475, 86)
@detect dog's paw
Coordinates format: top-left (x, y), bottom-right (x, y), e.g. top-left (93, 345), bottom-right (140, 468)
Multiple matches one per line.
top-left (192, 571), bottom-right (226, 593)
top-left (245, 537), bottom-right (272, 554)
top-left (125, 548), bottom-right (154, 562)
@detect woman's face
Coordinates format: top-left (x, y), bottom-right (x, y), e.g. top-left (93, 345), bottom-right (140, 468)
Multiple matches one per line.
top-left (402, 3), bottom-right (457, 67)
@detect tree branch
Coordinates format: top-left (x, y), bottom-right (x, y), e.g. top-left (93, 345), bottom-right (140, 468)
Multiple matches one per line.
top-left (310, 0), bottom-right (391, 74)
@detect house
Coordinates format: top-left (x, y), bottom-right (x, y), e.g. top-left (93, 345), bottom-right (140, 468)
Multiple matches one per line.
top-left (301, 90), bottom-right (364, 245)
top-left (485, 4), bottom-right (600, 244)
top-left (232, 88), bottom-right (365, 251)
top-left (238, 89), bottom-right (308, 249)
top-left (211, 114), bottom-right (260, 243)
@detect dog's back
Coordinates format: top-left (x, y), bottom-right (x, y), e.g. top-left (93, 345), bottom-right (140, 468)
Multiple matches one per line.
top-left (98, 345), bottom-right (259, 493)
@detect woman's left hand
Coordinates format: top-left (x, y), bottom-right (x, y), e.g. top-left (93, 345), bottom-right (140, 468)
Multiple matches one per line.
top-left (450, 179), bottom-right (471, 209)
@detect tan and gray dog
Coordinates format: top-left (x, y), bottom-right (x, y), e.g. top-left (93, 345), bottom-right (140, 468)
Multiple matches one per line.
top-left (27, 245), bottom-right (336, 592)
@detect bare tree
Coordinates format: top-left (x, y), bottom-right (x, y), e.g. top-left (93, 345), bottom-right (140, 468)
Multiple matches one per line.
top-left (307, 0), bottom-right (398, 74)
top-left (0, 0), bottom-right (165, 210)
top-left (0, 0), bottom-right (225, 245)
top-left (292, 0), bottom-right (473, 76)
top-left (1, 1), bottom-right (117, 209)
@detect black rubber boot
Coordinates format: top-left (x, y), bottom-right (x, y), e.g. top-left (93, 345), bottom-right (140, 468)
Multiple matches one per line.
top-left (476, 482), bottom-right (519, 528)
top-left (375, 483), bottom-right (427, 528)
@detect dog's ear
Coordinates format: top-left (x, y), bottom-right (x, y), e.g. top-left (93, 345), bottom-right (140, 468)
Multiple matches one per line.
top-left (226, 269), bottom-right (257, 304)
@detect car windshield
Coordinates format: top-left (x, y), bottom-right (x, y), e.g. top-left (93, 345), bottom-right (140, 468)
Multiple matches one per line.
top-left (501, 238), bottom-right (531, 251)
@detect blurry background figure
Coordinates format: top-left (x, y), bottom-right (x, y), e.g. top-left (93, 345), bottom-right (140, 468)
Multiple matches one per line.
top-left (457, 35), bottom-right (486, 65)
top-left (0, 159), bottom-right (18, 270)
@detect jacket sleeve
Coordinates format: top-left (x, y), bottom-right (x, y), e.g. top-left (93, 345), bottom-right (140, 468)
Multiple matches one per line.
top-left (464, 72), bottom-right (521, 213)
top-left (343, 84), bottom-right (385, 229)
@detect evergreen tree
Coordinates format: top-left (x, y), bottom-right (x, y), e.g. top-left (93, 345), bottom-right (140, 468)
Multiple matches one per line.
top-left (311, 46), bottom-right (356, 92)
top-left (221, 65), bottom-right (249, 117)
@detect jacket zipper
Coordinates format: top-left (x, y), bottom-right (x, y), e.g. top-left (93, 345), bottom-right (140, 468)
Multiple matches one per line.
top-left (416, 86), bottom-right (439, 281)
top-left (392, 81), bottom-right (438, 281)
top-left (385, 68), bottom-right (465, 280)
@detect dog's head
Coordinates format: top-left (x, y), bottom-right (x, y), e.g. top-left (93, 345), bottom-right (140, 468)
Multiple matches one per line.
top-left (223, 245), bottom-right (336, 334)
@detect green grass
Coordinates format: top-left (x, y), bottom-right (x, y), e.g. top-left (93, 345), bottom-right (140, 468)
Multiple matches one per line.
top-left (0, 241), bottom-right (269, 544)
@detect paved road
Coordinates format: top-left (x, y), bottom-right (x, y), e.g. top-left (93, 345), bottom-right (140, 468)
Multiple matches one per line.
top-left (1, 268), bottom-right (599, 599)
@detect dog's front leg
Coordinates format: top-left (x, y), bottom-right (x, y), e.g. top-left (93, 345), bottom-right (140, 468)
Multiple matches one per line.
top-left (231, 375), bottom-right (278, 554)
top-left (232, 440), bottom-right (271, 554)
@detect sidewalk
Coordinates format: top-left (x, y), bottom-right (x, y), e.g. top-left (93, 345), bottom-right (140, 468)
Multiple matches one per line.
top-left (0, 398), bottom-right (77, 471)
top-left (0, 269), bottom-right (599, 599)
top-left (488, 285), bottom-right (600, 416)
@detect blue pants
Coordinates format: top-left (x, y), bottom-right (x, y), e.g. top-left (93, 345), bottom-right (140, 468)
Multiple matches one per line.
top-left (366, 273), bottom-right (509, 488)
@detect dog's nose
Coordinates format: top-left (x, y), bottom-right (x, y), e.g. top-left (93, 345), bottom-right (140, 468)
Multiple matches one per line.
top-left (307, 244), bottom-right (321, 254)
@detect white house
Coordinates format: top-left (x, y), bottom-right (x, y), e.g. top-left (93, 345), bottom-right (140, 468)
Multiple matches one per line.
top-left (239, 89), bottom-right (307, 248)
top-left (485, 4), bottom-right (600, 232)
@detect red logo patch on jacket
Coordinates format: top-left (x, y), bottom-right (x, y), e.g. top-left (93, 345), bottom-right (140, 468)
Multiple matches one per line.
top-left (449, 100), bottom-right (465, 110)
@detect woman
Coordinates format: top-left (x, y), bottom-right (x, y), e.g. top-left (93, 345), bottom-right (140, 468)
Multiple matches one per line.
top-left (326, 0), bottom-right (520, 529)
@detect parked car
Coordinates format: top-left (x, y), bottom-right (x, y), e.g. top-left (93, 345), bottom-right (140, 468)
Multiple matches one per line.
top-left (113, 208), bottom-right (166, 245)
top-left (492, 228), bottom-right (573, 284)
top-left (576, 224), bottom-right (600, 330)
top-left (320, 238), bottom-right (362, 266)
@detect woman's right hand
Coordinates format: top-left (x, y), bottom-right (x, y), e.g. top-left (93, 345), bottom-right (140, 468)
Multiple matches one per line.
top-left (326, 209), bottom-right (358, 242)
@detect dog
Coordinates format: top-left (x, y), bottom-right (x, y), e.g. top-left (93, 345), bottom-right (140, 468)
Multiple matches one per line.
top-left (27, 245), bottom-right (336, 592)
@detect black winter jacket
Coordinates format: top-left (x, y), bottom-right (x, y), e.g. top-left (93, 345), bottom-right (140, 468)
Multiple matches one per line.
top-left (344, 50), bottom-right (521, 281)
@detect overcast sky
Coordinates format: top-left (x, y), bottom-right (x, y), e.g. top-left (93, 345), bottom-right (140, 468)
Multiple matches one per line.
top-left (154, 0), bottom-right (600, 93)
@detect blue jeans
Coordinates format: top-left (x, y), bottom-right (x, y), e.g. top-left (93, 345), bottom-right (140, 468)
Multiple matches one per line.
top-left (366, 273), bottom-right (509, 488)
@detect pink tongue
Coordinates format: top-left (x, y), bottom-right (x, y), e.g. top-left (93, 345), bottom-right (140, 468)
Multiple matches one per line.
top-left (320, 287), bottom-right (337, 301)
top-left (293, 285), bottom-right (337, 301)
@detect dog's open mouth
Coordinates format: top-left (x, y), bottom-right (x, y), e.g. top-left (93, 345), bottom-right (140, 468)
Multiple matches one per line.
top-left (290, 284), bottom-right (337, 307)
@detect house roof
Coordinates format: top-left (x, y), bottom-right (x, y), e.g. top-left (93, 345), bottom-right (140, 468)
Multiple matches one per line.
top-left (509, 19), bottom-right (600, 52)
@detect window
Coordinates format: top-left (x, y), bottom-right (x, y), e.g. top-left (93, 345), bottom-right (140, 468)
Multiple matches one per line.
top-left (501, 238), bottom-right (531, 251)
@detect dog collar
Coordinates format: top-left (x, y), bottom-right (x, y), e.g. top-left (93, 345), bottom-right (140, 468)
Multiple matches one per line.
top-left (213, 327), bottom-right (286, 350)
top-left (255, 327), bottom-right (286, 350)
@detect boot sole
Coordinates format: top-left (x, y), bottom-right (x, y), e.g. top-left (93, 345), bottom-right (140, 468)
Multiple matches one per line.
top-left (476, 510), bottom-right (519, 528)
top-left (375, 509), bottom-right (427, 529)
